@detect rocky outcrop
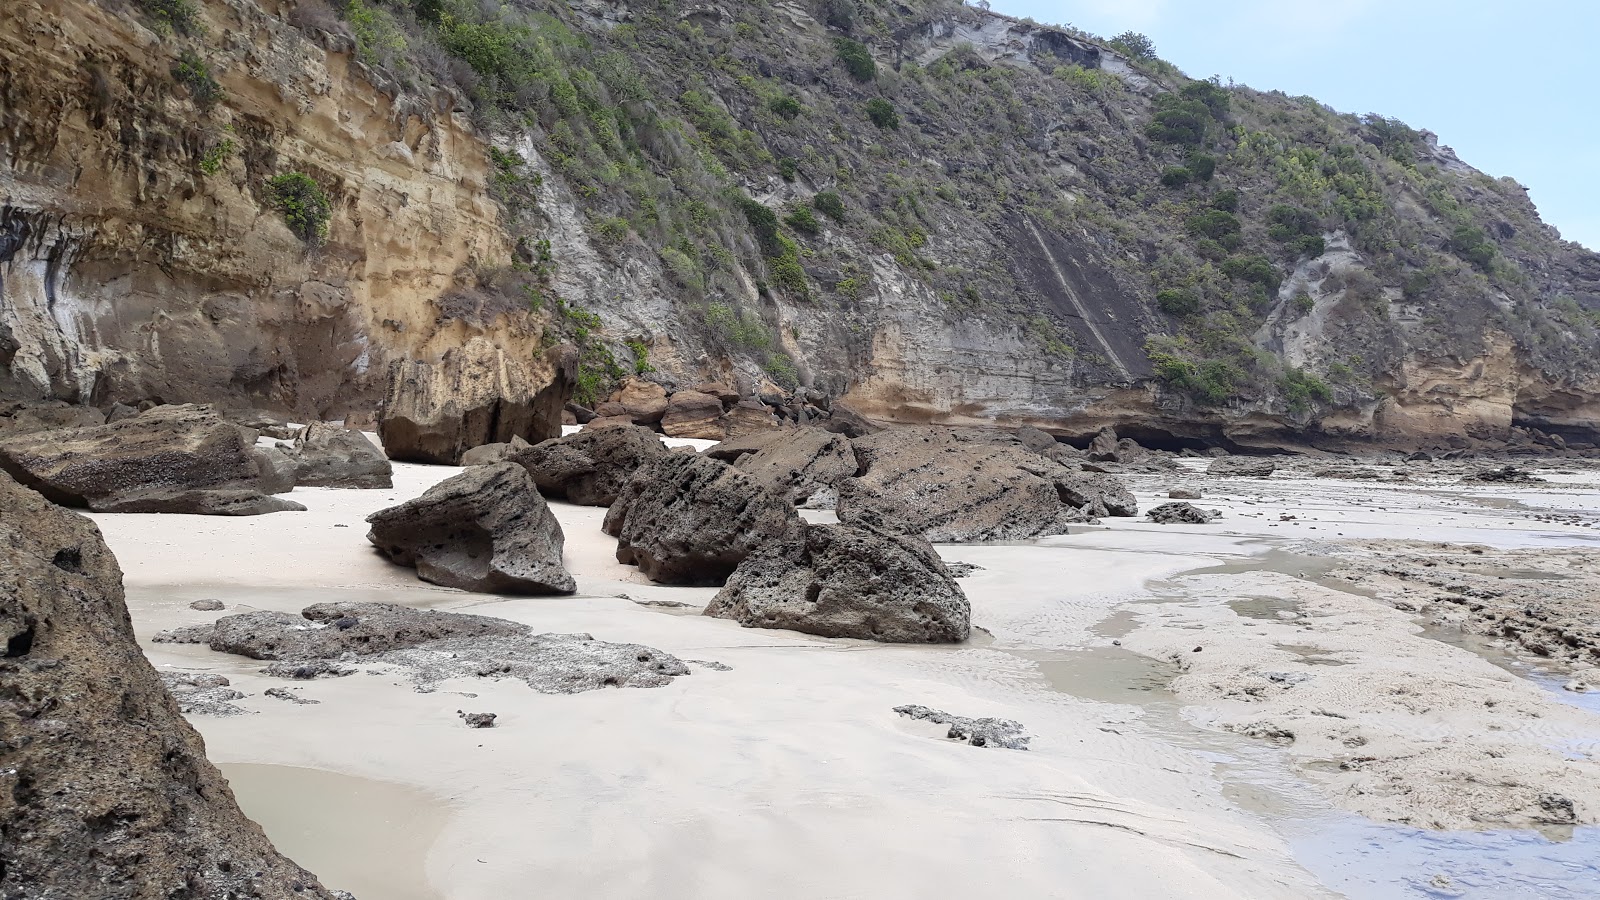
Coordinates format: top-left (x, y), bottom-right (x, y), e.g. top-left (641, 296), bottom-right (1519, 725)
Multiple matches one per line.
top-left (602, 453), bottom-right (802, 585)
top-left (0, 402), bottom-right (105, 436)
top-left (379, 339), bottom-right (576, 465)
top-left (366, 463), bottom-right (575, 594)
top-left (704, 523), bottom-right (970, 643)
top-left (510, 424), bottom-right (667, 505)
top-left (705, 427), bottom-right (859, 507)
top-left (608, 377), bottom-right (670, 425)
top-left (157, 601), bottom-right (690, 694)
top-left (286, 422), bottom-right (393, 488)
top-left (0, 470), bottom-right (341, 897)
top-left (1208, 456), bottom-right (1278, 477)
top-left (660, 390), bottom-right (727, 440)
top-left (0, 404), bottom-right (303, 515)
top-left (836, 428), bottom-right (1133, 542)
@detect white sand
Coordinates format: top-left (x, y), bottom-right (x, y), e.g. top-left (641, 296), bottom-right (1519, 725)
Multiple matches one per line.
top-left (87, 447), bottom-right (1600, 898)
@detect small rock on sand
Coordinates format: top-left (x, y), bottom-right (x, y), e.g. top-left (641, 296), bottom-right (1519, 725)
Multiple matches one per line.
top-left (458, 711), bottom-right (498, 729)
top-left (1168, 487), bottom-right (1202, 500)
top-left (264, 687), bottom-right (320, 705)
top-left (894, 705), bottom-right (1031, 750)
top-left (1147, 502), bottom-right (1219, 524)
top-left (189, 599), bottom-right (225, 611)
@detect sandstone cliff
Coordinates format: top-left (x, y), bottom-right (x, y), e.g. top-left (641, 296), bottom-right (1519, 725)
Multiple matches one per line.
top-left (3, 0), bottom-right (1597, 449)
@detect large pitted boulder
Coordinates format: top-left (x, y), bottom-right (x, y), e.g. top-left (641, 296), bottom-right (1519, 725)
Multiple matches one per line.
top-left (286, 422), bottom-right (393, 488)
top-left (0, 403), bottom-right (304, 515)
top-left (602, 453), bottom-right (803, 585)
top-left (704, 523), bottom-right (970, 642)
top-left (836, 428), bottom-right (1136, 542)
top-left (155, 602), bottom-right (691, 694)
top-left (660, 390), bottom-right (727, 440)
top-left (510, 424), bottom-right (668, 506)
top-left (609, 376), bottom-right (670, 425)
top-left (0, 471), bottom-right (342, 897)
top-left (366, 463), bottom-right (575, 594)
top-left (379, 338), bottom-right (576, 465)
top-left (705, 427), bottom-right (859, 507)
top-left (1207, 456), bottom-right (1278, 477)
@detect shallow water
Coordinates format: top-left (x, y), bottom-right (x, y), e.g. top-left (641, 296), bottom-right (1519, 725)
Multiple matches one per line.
top-left (221, 764), bottom-right (449, 900)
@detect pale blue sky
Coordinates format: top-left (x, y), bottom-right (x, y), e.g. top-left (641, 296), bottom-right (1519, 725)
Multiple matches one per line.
top-left (995, 0), bottom-right (1600, 250)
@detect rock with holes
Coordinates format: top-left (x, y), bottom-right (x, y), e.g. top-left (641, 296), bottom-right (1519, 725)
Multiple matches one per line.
top-left (365, 463), bottom-right (575, 594)
top-left (155, 602), bottom-right (529, 660)
top-left (0, 403), bottom-right (300, 515)
top-left (378, 338), bottom-right (576, 465)
top-left (509, 424), bottom-right (668, 506)
top-left (0, 470), bottom-right (344, 896)
top-left (285, 422), bottom-right (393, 488)
top-left (704, 427), bottom-right (858, 507)
top-left (836, 428), bottom-right (1133, 541)
top-left (603, 453), bottom-right (802, 585)
top-left (893, 705), bottom-right (1031, 750)
top-left (1146, 502), bottom-right (1219, 524)
top-left (704, 523), bottom-right (970, 642)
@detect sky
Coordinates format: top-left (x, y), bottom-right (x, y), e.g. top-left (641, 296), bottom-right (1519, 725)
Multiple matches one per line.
top-left (993, 0), bottom-right (1600, 250)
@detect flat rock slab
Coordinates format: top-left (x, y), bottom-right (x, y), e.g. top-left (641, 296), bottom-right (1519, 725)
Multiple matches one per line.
top-left (367, 463), bottom-right (575, 594)
top-left (705, 523), bottom-right (970, 643)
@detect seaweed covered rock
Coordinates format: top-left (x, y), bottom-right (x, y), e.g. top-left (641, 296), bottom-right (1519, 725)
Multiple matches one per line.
top-left (366, 463), bottom-right (575, 594)
top-left (0, 470), bottom-right (342, 897)
top-left (602, 453), bottom-right (802, 585)
top-left (509, 424), bottom-right (668, 506)
top-left (704, 523), bottom-right (970, 642)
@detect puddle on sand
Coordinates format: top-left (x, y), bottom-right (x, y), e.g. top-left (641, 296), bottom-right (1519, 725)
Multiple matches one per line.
top-left (221, 764), bottom-right (448, 900)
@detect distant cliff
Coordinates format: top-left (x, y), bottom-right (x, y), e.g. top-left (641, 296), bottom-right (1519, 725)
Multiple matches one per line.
top-left (4, 0), bottom-right (1597, 449)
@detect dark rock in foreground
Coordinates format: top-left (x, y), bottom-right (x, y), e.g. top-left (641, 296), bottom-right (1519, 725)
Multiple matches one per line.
top-left (603, 453), bottom-right (802, 585)
top-left (1147, 502), bottom-right (1219, 524)
top-left (705, 523), bottom-right (970, 643)
top-left (510, 424), bottom-right (667, 506)
top-left (0, 471), bottom-right (340, 896)
top-left (0, 404), bottom-right (300, 515)
top-left (367, 463), bottom-right (575, 594)
top-left (287, 422), bottom-right (393, 488)
top-left (894, 705), bottom-right (1031, 750)
top-left (157, 601), bottom-right (689, 694)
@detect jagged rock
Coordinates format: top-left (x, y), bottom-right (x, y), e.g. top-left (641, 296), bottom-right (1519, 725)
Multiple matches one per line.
top-left (1087, 426), bottom-right (1119, 461)
top-left (610, 376), bottom-right (669, 424)
top-left (945, 561), bottom-right (985, 578)
top-left (510, 424), bottom-right (668, 506)
top-left (705, 427), bottom-right (859, 506)
top-left (819, 402), bottom-right (880, 439)
top-left (253, 445), bottom-right (298, 494)
top-left (262, 659), bottom-right (355, 680)
top-left (458, 711), bottom-right (497, 728)
top-left (836, 429), bottom-right (1133, 541)
top-left (1147, 502), bottom-right (1219, 524)
top-left (158, 602), bottom-right (690, 694)
top-left (705, 523), bottom-right (970, 642)
top-left (893, 705), bottom-right (1031, 750)
top-left (460, 434), bottom-right (533, 467)
top-left (287, 422), bottom-right (393, 488)
top-left (660, 390), bottom-right (727, 440)
top-left (161, 672), bottom-right (251, 717)
top-left (264, 687), bottom-right (319, 705)
top-left (366, 463), bottom-right (575, 594)
top-left (0, 471), bottom-right (341, 896)
top-left (379, 338), bottom-right (576, 465)
top-left (1207, 456), bottom-right (1278, 477)
top-left (1169, 487), bottom-right (1202, 500)
top-left (0, 404), bottom-right (300, 515)
top-left (723, 400), bottom-right (781, 436)
top-left (1015, 425), bottom-right (1058, 454)
top-left (603, 453), bottom-right (802, 585)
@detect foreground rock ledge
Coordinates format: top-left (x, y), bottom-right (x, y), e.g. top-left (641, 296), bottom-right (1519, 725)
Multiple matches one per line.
top-left (705, 523), bottom-right (971, 643)
top-left (0, 471), bottom-right (340, 897)
top-left (367, 463), bottom-right (576, 594)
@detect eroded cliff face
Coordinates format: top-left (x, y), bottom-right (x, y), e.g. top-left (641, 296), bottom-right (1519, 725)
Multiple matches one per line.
top-left (0, 0), bottom-right (544, 417)
top-left (3, 0), bottom-right (1598, 449)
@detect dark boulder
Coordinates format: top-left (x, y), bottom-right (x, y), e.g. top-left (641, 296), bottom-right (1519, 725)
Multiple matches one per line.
top-left (287, 422), bottom-right (393, 488)
top-left (704, 427), bottom-right (859, 506)
top-left (366, 463), bottom-right (575, 594)
top-left (704, 523), bottom-right (970, 642)
top-left (1147, 502), bottom-right (1219, 524)
top-left (510, 424), bottom-right (668, 506)
top-left (602, 453), bottom-right (802, 585)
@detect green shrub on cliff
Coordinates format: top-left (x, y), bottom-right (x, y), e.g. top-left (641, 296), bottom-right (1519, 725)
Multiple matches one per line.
top-left (138, 0), bottom-right (199, 35)
top-left (835, 38), bottom-right (876, 82)
top-left (864, 98), bottom-right (899, 130)
top-left (171, 51), bottom-right (221, 108)
top-left (266, 173), bottom-right (332, 245)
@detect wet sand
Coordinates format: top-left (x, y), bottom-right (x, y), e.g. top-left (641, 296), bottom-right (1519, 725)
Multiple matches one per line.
top-left (87, 442), bottom-right (1600, 898)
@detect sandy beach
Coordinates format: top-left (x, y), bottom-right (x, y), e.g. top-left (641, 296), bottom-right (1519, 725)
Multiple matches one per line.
top-left (88, 439), bottom-right (1600, 899)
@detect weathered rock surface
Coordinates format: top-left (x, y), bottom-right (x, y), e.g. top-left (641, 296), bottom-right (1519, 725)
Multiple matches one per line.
top-left (1208, 456), bottom-right (1278, 477)
top-left (722, 400), bottom-right (781, 436)
top-left (660, 390), bottom-right (727, 440)
top-left (287, 422), bottom-right (393, 488)
top-left (253, 445), bottom-right (299, 494)
top-left (836, 428), bottom-right (1133, 541)
top-left (610, 376), bottom-right (669, 424)
top-left (1465, 465), bottom-right (1545, 484)
top-left (461, 435), bottom-right (532, 467)
top-left (0, 470), bottom-right (340, 896)
top-left (0, 404), bottom-right (301, 515)
top-left (1087, 426), bottom-right (1120, 461)
top-left (603, 453), bottom-right (802, 585)
top-left (458, 711), bottom-right (498, 728)
top-left (705, 427), bottom-right (859, 506)
top-left (1147, 502), bottom-right (1219, 524)
top-left (161, 672), bottom-right (251, 717)
top-left (894, 705), bottom-right (1032, 750)
top-left (367, 463), bottom-right (575, 594)
top-left (379, 339), bottom-right (576, 465)
top-left (1169, 487), bottom-right (1203, 500)
top-left (0, 402), bottom-right (105, 436)
top-left (510, 424), bottom-right (667, 506)
top-left (705, 523), bottom-right (970, 642)
top-left (158, 601), bottom-right (690, 694)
